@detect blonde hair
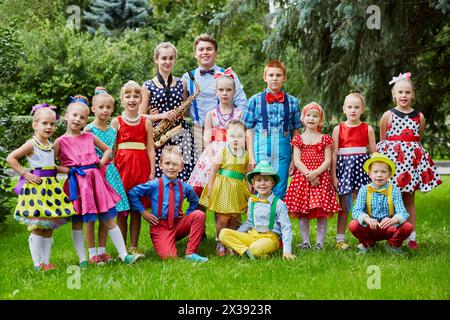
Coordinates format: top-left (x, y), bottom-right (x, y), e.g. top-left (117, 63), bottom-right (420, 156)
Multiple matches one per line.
top-left (32, 107), bottom-right (57, 122)
top-left (92, 87), bottom-right (114, 106)
top-left (343, 92), bottom-right (366, 109)
top-left (159, 145), bottom-right (183, 164)
top-left (154, 42), bottom-right (178, 60)
top-left (66, 95), bottom-right (90, 116)
top-left (120, 80), bottom-right (142, 100)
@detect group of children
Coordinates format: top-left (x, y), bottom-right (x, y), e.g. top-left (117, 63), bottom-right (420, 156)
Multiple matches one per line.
top-left (7, 34), bottom-right (442, 270)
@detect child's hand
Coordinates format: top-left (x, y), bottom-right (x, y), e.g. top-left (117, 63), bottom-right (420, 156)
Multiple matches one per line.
top-left (332, 175), bottom-right (338, 190)
top-left (142, 210), bottom-right (159, 225)
top-left (288, 160), bottom-right (295, 176)
top-left (149, 108), bottom-right (159, 116)
top-left (310, 178), bottom-right (320, 187)
top-left (364, 217), bottom-right (379, 230)
top-left (306, 170), bottom-right (318, 181)
top-left (23, 171), bottom-right (42, 184)
top-left (162, 110), bottom-right (178, 122)
top-left (98, 160), bottom-right (106, 169)
top-left (379, 217), bottom-right (398, 229)
top-left (149, 171), bottom-right (155, 181)
top-left (282, 252), bottom-right (297, 260)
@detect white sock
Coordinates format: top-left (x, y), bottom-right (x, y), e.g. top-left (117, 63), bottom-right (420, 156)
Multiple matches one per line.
top-left (408, 231), bottom-right (416, 241)
top-left (317, 218), bottom-right (327, 246)
top-left (28, 234), bottom-right (43, 267)
top-left (108, 226), bottom-right (127, 260)
top-left (72, 230), bottom-right (87, 263)
top-left (336, 234), bottom-right (345, 243)
top-left (299, 218), bottom-right (310, 244)
top-left (98, 247), bottom-right (106, 255)
top-left (88, 247), bottom-right (97, 259)
top-left (41, 237), bottom-right (53, 264)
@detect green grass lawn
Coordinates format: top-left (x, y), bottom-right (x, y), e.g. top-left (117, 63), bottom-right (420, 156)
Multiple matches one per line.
top-left (0, 177), bottom-right (448, 300)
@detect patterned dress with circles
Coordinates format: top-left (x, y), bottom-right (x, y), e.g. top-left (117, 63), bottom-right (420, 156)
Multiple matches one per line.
top-left (144, 78), bottom-right (196, 182)
top-left (87, 124), bottom-right (130, 212)
top-left (199, 145), bottom-right (250, 216)
top-left (188, 107), bottom-right (242, 188)
top-left (376, 108), bottom-right (442, 192)
top-left (284, 134), bottom-right (341, 219)
top-left (336, 122), bottom-right (371, 195)
top-left (14, 139), bottom-right (76, 230)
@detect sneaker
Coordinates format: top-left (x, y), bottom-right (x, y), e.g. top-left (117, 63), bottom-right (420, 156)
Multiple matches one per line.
top-left (357, 244), bottom-right (374, 255)
top-left (298, 242), bottom-right (312, 250)
top-left (79, 260), bottom-right (88, 269)
top-left (314, 243), bottom-right (324, 251)
top-left (123, 254), bottom-right (141, 265)
top-left (386, 244), bottom-right (405, 255)
top-left (335, 241), bottom-right (350, 250)
top-left (407, 240), bottom-right (420, 250)
top-left (99, 253), bottom-right (113, 263)
top-left (89, 255), bottom-right (104, 265)
top-left (245, 249), bottom-right (255, 260)
top-left (185, 253), bottom-right (208, 263)
top-left (34, 264), bottom-right (42, 271)
top-left (128, 247), bottom-right (145, 257)
top-left (216, 244), bottom-right (227, 257)
top-left (42, 263), bottom-right (56, 271)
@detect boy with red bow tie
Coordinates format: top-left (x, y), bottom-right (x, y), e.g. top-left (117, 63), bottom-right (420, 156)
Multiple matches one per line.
top-left (128, 146), bottom-right (208, 263)
top-left (242, 60), bottom-right (301, 199)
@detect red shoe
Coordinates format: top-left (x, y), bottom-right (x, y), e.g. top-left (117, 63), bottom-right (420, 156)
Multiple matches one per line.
top-left (99, 253), bottom-right (113, 263)
top-left (42, 263), bottom-right (56, 271)
top-left (89, 255), bottom-right (104, 265)
top-left (407, 240), bottom-right (419, 250)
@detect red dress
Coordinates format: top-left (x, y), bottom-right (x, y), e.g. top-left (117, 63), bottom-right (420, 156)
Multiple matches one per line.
top-left (284, 134), bottom-right (341, 219)
top-left (114, 116), bottom-right (150, 209)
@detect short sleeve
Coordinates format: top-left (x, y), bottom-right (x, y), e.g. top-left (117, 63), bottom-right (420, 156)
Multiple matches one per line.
top-left (322, 134), bottom-right (333, 148)
top-left (291, 133), bottom-right (303, 148)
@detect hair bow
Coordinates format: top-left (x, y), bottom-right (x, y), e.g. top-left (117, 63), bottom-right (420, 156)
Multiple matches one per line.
top-left (95, 87), bottom-right (108, 95)
top-left (214, 67), bottom-right (234, 80)
top-left (389, 72), bottom-right (412, 85)
top-left (31, 103), bottom-right (60, 120)
top-left (69, 96), bottom-right (89, 106)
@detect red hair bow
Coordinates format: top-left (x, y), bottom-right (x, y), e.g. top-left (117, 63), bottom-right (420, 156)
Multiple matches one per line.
top-left (214, 67), bottom-right (234, 80)
top-left (265, 91), bottom-right (285, 104)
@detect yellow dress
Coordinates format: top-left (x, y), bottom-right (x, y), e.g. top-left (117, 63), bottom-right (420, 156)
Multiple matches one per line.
top-left (200, 145), bottom-right (250, 215)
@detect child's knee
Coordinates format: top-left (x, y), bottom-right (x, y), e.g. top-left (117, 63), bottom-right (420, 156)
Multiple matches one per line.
top-left (348, 220), bottom-right (360, 233)
top-left (192, 210), bottom-right (206, 222)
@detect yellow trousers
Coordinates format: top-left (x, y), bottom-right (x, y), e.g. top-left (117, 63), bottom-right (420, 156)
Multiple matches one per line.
top-left (219, 228), bottom-right (280, 258)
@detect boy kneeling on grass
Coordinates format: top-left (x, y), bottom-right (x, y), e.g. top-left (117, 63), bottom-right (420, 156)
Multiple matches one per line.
top-left (349, 153), bottom-right (413, 254)
top-left (219, 161), bottom-right (296, 260)
top-left (128, 145), bottom-right (208, 263)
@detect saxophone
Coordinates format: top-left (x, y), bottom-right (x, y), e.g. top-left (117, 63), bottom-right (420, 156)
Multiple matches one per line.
top-left (153, 71), bottom-right (200, 149)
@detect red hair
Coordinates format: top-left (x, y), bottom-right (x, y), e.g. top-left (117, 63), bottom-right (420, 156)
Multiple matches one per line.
top-left (264, 60), bottom-right (286, 76)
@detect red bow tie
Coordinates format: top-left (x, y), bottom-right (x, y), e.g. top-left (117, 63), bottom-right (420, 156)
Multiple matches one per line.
top-left (265, 91), bottom-right (285, 104)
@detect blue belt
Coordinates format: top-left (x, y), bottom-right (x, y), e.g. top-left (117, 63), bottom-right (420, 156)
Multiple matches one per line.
top-left (68, 164), bottom-right (98, 201)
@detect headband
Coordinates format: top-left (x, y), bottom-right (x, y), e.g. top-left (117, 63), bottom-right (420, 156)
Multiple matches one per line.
top-left (301, 102), bottom-right (324, 132)
top-left (94, 87), bottom-right (108, 95)
top-left (389, 72), bottom-right (412, 85)
top-left (214, 67), bottom-right (234, 80)
top-left (31, 103), bottom-right (60, 120)
top-left (69, 96), bottom-right (89, 107)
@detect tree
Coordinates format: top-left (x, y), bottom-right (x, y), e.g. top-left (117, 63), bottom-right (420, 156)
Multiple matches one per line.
top-left (84, 0), bottom-right (152, 36)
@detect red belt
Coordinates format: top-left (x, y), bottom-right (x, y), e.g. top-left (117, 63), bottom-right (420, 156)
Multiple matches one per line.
top-left (212, 128), bottom-right (227, 142)
top-left (387, 135), bottom-right (420, 142)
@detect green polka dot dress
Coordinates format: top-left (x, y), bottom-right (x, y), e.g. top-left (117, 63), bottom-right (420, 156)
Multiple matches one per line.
top-left (87, 124), bottom-right (130, 212)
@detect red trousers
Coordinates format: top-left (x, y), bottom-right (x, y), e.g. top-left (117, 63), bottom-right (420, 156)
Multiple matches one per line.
top-left (150, 210), bottom-right (206, 259)
top-left (349, 220), bottom-right (413, 248)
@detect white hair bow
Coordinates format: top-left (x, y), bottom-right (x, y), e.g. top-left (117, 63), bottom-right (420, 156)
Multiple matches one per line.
top-left (389, 72), bottom-right (412, 85)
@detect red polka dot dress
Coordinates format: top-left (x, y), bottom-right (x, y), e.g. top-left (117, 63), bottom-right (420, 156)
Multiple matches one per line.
top-left (284, 134), bottom-right (341, 219)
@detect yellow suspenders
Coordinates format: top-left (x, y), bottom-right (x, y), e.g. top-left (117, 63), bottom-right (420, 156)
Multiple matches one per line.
top-left (366, 183), bottom-right (394, 218)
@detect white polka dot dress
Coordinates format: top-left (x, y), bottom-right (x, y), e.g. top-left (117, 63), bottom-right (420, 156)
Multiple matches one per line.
top-left (284, 134), bottom-right (341, 219)
top-left (144, 78), bottom-right (195, 182)
top-left (376, 108), bottom-right (442, 192)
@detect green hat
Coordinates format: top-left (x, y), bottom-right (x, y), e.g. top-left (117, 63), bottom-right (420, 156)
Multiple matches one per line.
top-left (246, 160), bottom-right (280, 185)
top-left (363, 152), bottom-right (396, 177)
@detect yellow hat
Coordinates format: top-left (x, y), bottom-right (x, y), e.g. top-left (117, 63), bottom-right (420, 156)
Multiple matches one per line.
top-left (363, 153), bottom-right (396, 177)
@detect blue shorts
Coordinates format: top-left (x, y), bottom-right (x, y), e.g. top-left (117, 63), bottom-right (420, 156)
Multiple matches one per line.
top-left (71, 207), bottom-right (118, 223)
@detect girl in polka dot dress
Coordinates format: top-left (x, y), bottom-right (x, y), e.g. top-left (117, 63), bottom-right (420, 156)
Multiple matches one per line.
top-left (199, 120), bottom-right (251, 256)
top-left (188, 71), bottom-right (243, 198)
top-left (331, 92), bottom-right (376, 250)
top-left (7, 104), bottom-right (76, 271)
top-left (140, 42), bottom-right (196, 182)
top-left (284, 102), bottom-right (341, 250)
top-left (85, 87), bottom-right (130, 264)
top-left (377, 72), bottom-right (442, 250)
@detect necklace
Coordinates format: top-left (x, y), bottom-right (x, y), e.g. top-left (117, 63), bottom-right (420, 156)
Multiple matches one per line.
top-left (216, 105), bottom-right (234, 128)
top-left (32, 136), bottom-right (53, 152)
top-left (227, 143), bottom-right (244, 158)
top-left (121, 111), bottom-right (141, 124)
